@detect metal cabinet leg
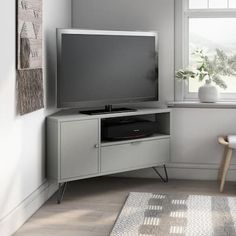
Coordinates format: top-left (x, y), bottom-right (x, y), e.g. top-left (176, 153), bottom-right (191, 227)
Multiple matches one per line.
top-left (57, 182), bottom-right (68, 204)
top-left (152, 165), bottom-right (168, 183)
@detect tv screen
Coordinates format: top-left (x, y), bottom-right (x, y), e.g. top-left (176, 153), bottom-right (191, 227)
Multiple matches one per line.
top-left (57, 29), bottom-right (158, 108)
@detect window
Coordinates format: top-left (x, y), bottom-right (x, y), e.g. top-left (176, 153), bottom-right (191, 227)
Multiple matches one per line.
top-left (189, 0), bottom-right (236, 9)
top-left (175, 0), bottom-right (236, 101)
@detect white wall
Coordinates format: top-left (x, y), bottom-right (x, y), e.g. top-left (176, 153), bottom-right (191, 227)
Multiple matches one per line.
top-left (0, 1), bottom-right (71, 235)
top-left (72, 0), bottom-right (175, 104)
top-left (169, 108), bottom-right (236, 180)
top-left (72, 0), bottom-right (236, 181)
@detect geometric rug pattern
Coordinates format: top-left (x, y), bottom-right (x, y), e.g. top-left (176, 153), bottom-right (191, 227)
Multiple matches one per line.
top-left (110, 192), bottom-right (236, 236)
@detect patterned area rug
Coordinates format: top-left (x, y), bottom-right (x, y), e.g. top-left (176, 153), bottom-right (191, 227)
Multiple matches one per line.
top-left (110, 192), bottom-right (236, 236)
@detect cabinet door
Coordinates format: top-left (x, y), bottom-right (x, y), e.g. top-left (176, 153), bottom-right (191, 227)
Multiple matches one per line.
top-left (60, 119), bottom-right (99, 180)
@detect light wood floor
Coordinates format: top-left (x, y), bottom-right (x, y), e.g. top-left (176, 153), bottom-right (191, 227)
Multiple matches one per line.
top-left (14, 177), bottom-right (236, 236)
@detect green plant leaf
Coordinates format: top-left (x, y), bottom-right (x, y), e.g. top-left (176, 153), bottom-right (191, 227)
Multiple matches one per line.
top-left (176, 48), bottom-right (236, 89)
top-left (175, 69), bottom-right (196, 80)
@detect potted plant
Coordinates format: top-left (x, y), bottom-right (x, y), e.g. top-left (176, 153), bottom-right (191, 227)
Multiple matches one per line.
top-left (176, 49), bottom-right (236, 102)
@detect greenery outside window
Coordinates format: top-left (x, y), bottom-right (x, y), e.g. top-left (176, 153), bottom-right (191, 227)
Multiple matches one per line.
top-left (175, 0), bottom-right (236, 101)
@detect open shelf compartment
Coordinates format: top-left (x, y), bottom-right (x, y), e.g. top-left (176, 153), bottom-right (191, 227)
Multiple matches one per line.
top-left (100, 112), bottom-right (170, 145)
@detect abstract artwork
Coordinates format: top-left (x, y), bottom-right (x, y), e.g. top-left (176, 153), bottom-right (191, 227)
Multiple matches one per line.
top-left (17, 0), bottom-right (44, 115)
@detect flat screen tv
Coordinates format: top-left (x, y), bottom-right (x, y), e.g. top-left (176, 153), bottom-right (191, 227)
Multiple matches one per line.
top-left (57, 29), bottom-right (158, 110)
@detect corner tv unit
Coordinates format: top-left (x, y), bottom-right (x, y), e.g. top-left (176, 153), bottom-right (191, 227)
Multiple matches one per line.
top-left (47, 108), bottom-right (170, 203)
top-left (57, 29), bottom-right (159, 112)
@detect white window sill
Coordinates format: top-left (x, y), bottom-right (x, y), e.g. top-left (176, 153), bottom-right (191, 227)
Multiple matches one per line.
top-left (168, 101), bottom-right (236, 109)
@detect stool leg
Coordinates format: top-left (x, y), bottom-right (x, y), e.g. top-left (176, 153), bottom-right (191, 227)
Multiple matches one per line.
top-left (218, 146), bottom-right (228, 182)
top-left (220, 147), bottom-right (233, 193)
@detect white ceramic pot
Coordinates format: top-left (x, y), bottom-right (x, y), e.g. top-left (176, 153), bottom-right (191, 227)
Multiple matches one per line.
top-left (198, 79), bottom-right (219, 103)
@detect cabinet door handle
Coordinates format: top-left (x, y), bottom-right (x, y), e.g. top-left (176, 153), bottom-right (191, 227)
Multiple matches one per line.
top-left (94, 144), bottom-right (99, 148)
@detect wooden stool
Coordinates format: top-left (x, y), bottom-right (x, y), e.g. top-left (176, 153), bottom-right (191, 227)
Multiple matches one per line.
top-left (218, 136), bottom-right (233, 192)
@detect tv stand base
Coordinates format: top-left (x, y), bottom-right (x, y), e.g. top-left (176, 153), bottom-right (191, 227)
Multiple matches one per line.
top-left (56, 166), bottom-right (169, 204)
top-left (57, 182), bottom-right (68, 204)
top-left (80, 106), bottom-right (137, 115)
top-left (152, 165), bottom-right (168, 183)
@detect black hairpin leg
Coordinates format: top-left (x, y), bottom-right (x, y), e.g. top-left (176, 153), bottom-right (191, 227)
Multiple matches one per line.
top-left (152, 165), bottom-right (168, 183)
top-left (57, 182), bottom-right (68, 204)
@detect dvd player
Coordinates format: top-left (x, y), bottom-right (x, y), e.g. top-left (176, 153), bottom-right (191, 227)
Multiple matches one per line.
top-left (101, 117), bottom-right (158, 141)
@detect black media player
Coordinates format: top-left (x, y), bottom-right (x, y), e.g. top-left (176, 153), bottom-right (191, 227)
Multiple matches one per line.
top-left (101, 117), bottom-right (158, 141)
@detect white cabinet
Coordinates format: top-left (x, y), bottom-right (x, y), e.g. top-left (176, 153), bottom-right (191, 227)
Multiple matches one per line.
top-left (60, 120), bottom-right (99, 179)
top-left (47, 108), bottom-right (171, 184)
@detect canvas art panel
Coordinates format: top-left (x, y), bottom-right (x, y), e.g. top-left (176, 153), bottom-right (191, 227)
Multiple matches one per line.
top-left (17, 0), bottom-right (44, 115)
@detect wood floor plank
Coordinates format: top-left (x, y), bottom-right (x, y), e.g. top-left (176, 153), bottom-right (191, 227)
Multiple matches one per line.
top-left (14, 177), bottom-right (236, 236)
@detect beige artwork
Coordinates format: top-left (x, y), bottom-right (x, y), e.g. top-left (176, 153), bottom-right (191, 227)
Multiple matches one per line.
top-left (17, 0), bottom-right (44, 115)
top-left (18, 0), bottom-right (42, 69)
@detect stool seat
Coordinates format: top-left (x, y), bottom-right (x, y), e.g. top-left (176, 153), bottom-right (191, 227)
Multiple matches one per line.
top-left (227, 135), bottom-right (236, 149)
top-left (218, 135), bottom-right (234, 192)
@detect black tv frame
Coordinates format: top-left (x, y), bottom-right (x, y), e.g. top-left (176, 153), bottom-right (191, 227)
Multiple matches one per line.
top-left (56, 29), bottom-right (159, 110)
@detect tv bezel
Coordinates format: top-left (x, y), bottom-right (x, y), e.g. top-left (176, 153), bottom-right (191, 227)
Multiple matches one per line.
top-left (56, 29), bottom-right (159, 109)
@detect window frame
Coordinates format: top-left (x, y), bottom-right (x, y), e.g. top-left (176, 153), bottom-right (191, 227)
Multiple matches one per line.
top-left (175, 0), bottom-right (236, 101)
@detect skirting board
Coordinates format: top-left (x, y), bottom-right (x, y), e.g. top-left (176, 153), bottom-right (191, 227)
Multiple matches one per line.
top-left (0, 180), bottom-right (58, 236)
top-left (112, 163), bottom-right (236, 181)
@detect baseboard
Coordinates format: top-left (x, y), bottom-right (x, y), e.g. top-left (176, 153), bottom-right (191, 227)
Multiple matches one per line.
top-left (113, 163), bottom-right (236, 181)
top-left (0, 180), bottom-right (58, 236)
top-left (167, 163), bottom-right (236, 181)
